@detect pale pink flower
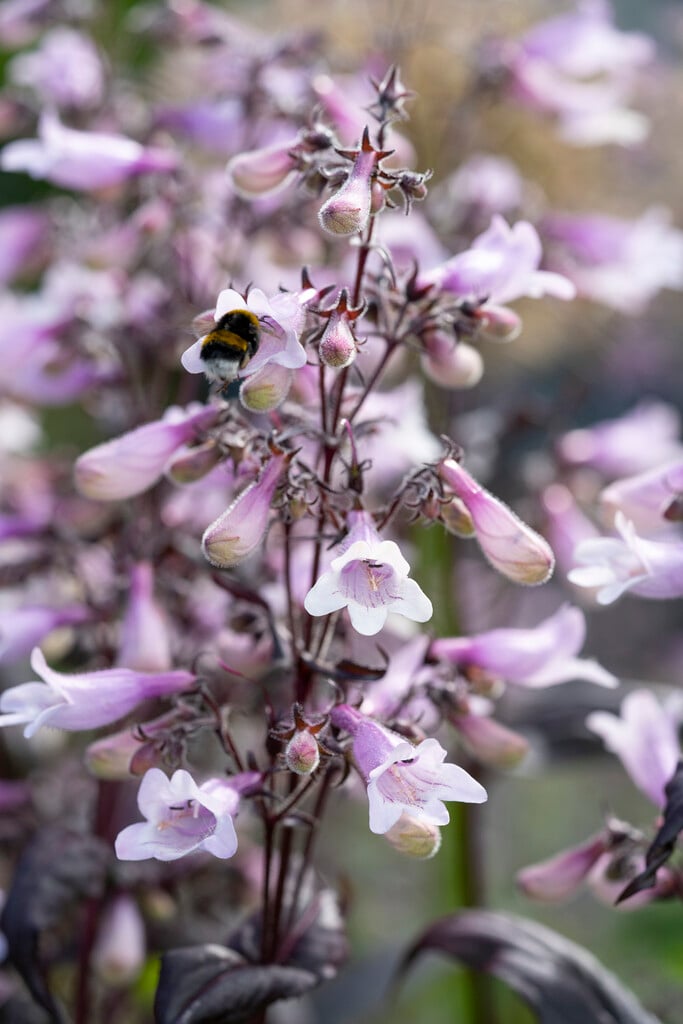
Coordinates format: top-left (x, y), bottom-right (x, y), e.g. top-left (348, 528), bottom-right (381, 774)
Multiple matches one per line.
top-left (587, 689), bottom-right (682, 807)
top-left (180, 287), bottom-right (306, 381)
top-left (420, 216), bottom-right (575, 306)
top-left (304, 511), bottom-right (432, 636)
top-left (1, 110), bottom-right (177, 191)
top-left (74, 404), bottom-right (219, 502)
top-left (568, 512), bottom-right (683, 603)
top-left (517, 833), bottom-right (609, 902)
top-left (117, 563), bottom-right (172, 673)
top-left (0, 648), bottom-right (195, 738)
top-left (331, 704), bottom-right (486, 834)
top-left (114, 768), bottom-right (238, 862)
top-left (202, 452), bottom-right (288, 568)
top-left (432, 605), bottom-right (617, 689)
top-left (8, 27), bottom-right (104, 109)
top-left (439, 459), bottom-right (555, 585)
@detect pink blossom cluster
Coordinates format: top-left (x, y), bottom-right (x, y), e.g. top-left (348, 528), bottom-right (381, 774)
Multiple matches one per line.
top-left (0, 1), bottom-right (680, 1020)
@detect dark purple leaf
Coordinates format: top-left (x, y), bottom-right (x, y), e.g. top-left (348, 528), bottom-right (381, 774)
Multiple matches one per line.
top-left (0, 826), bottom-right (109, 1024)
top-left (400, 910), bottom-right (661, 1024)
top-left (154, 944), bottom-right (317, 1024)
top-left (618, 761), bottom-right (683, 904)
top-left (228, 889), bottom-right (348, 982)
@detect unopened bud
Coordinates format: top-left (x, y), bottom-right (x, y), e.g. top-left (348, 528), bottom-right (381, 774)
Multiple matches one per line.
top-left (421, 331), bottom-right (483, 389)
top-left (517, 833), bottom-right (608, 903)
top-left (92, 895), bottom-right (146, 985)
top-left (451, 712), bottom-right (529, 768)
top-left (477, 304), bottom-right (522, 342)
top-left (319, 129), bottom-right (384, 237)
top-left (384, 813), bottom-right (442, 859)
top-left (439, 459), bottom-right (555, 585)
top-left (117, 562), bottom-right (171, 673)
top-left (85, 709), bottom-right (182, 780)
top-left (166, 439), bottom-right (222, 483)
top-left (227, 142), bottom-right (298, 198)
top-left (370, 180), bottom-right (387, 215)
top-left (239, 364), bottom-right (293, 412)
top-left (440, 496), bottom-right (476, 537)
top-left (285, 730), bottom-right (321, 775)
top-left (202, 452), bottom-right (287, 567)
top-left (319, 312), bottom-right (357, 369)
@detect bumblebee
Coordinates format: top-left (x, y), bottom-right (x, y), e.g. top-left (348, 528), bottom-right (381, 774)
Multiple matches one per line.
top-left (199, 309), bottom-right (260, 385)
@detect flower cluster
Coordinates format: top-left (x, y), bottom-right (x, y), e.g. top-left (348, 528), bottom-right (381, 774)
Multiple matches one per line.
top-left (0, 1), bottom-right (681, 1021)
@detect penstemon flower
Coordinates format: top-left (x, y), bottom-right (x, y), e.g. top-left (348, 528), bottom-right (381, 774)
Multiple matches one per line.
top-left (0, 649), bottom-right (195, 737)
top-left (331, 704), bottom-right (487, 834)
top-left (304, 510), bottom-right (433, 636)
top-left (114, 768), bottom-right (239, 861)
top-left (568, 511), bottom-right (683, 603)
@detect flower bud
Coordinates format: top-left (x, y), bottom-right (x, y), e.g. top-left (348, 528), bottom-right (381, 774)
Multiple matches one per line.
top-left (517, 833), bottom-right (608, 902)
top-left (477, 304), bottom-right (522, 342)
top-left (74, 405), bottom-right (218, 501)
top-left (285, 729), bottom-right (321, 775)
top-left (84, 709), bottom-right (188, 780)
top-left (202, 452), bottom-right (287, 568)
top-left (319, 312), bottom-right (357, 369)
top-left (319, 130), bottom-right (382, 237)
top-left (165, 439), bottom-right (222, 484)
top-left (439, 496), bottom-right (475, 538)
top-left (85, 729), bottom-right (143, 780)
top-left (117, 563), bottom-right (171, 672)
top-left (451, 712), bottom-right (529, 768)
top-left (370, 180), bottom-right (387, 215)
top-left (239, 363), bottom-right (293, 412)
top-left (439, 458), bottom-right (555, 585)
top-left (421, 332), bottom-right (484, 389)
top-left (92, 895), bottom-right (146, 985)
top-left (227, 141), bottom-right (299, 198)
top-left (384, 813), bottom-right (442, 859)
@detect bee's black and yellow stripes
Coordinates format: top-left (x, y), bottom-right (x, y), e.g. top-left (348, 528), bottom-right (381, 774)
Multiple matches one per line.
top-left (200, 309), bottom-right (260, 370)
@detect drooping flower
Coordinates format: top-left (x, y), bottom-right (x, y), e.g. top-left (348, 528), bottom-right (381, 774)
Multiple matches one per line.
top-left (331, 704), bottom-right (486, 834)
top-left (517, 832), bottom-right (610, 902)
top-left (303, 510), bottom-right (433, 636)
top-left (114, 768), bottom-right (238, 862)
top-left (74, 404), bottom-right (219, 501)
top-left (420, 331), bottom-right (484, 390)
top-left (439, 458), bottom-right (555, 585)
top-left (449, 711), bottom-right (530, 769)
top-left (202, 450), bottom-right (288, 568)
top-left (0, 648), bottom-right (195, 738)
top-left (117, 563), bottom-right (172, 672)
top-left (568, 512), bottom-right (683, 604)
top-left (1, 110), bottom-right (177, 191)
top-left (432, 605), bottom-right (617, 689)
top-left (419, 216), bottom-right (575, 306)
top-left (227, 139), bottom-right (300, 198)
top-left (586, 689), bottom-right (682, 808)
top-left (600, 460), bottom-right (683, 534)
